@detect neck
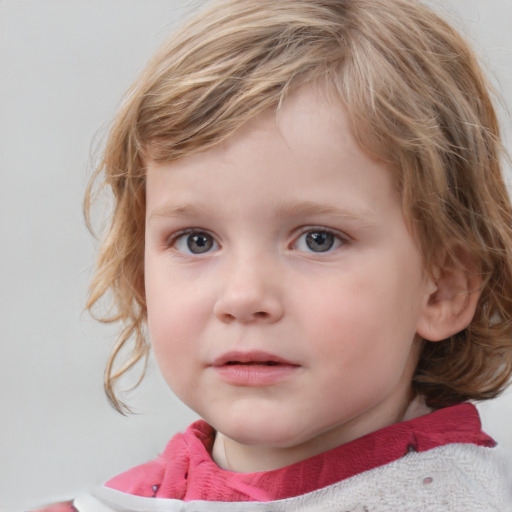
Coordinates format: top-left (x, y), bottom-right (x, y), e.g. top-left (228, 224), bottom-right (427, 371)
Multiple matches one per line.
top-left (211, 395), bottom-right (431, 473)
top-left (212, 430), bottom-right (328, 472)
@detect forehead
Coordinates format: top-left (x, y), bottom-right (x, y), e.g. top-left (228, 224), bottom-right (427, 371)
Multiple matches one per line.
top-left (149, 83), bottom-right (373, 177)
top-left (145, 83), bottom-right (402, 229)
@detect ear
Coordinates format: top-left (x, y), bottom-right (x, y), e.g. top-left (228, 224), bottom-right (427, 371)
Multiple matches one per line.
top-left (416, 247), bottom-right (482, 342)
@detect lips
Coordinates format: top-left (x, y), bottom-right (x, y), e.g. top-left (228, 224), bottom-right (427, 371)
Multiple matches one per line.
top-left (211, 351), bottom-right (300, 386)
top-left (211, 350), bottom-right (298, 367)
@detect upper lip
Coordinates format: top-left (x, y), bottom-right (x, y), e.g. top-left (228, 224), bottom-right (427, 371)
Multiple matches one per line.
top-left (211, 350), bottom-right (299, 367)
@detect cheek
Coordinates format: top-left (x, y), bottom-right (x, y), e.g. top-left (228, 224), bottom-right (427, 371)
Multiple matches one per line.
top-left (297, 264), bottom-right (422, 365)
top-left (145, 274), bottom-right (204, 388)
top-left (147, 305), bottom-right (200, 403)
top-left (146, 257), bottom-right (206, 337)
top-left (147, 293), bottom-right (200, 354)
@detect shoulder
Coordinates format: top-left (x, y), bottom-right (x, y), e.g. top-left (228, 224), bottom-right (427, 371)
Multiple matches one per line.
top-left (436, 442), bottom-right (512, 492)
top-left (104, 420), bottom-right (213, 498)
top-left (335, 443), bottom-right (512, 510)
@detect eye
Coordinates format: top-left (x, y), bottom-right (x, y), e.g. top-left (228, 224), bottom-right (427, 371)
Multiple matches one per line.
top-left (173, 231), bottom-right (219, 255)
top-left (294, 229), bottom-right (343, 253)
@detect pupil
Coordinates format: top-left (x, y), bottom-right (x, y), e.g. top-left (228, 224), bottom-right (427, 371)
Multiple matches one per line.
top-left (187, 233), bottom-right (212, 253)
top-left (306, 231), bottom-right (334, 252)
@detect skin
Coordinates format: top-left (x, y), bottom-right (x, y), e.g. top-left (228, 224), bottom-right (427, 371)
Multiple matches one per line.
top-left (144, 84), bottom-right (438, 473)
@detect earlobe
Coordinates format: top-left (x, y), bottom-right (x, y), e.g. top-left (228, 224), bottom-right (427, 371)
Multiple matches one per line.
top-left (416, 249), bottom-right (482, 342)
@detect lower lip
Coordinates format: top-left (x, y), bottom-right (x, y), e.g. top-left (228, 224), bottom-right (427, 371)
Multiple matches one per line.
top-left (213, 364), bottom-right (299, 386)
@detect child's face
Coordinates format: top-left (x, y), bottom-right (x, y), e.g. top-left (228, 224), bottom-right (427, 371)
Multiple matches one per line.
top-left (144, 84), bottom-right (434, 470)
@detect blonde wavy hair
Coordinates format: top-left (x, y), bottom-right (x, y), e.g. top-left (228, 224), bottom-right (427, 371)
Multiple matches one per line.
top-left (85, 0), bottom-right (512, 413)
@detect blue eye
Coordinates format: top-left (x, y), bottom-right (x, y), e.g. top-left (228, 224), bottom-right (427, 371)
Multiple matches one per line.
top-left (295, 230), bottom-right (343, 253)
top-left (174, 231), bottom-right (218, 254)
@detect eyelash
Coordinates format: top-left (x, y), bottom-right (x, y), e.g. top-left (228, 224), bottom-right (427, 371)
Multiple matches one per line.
top-left (166, 227), bottom-right (347, 256)
top-left (168, 229), bottom-right (219, 256)
top-left (292, 228), bottom-right (346, 254)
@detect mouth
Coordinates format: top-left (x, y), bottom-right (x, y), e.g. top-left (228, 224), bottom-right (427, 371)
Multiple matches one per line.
top-left (210, 351), bottom-right (300, 386)
top-left (211, 351), bottom-right (298, 367)
top-left (225, 361), bottom-right (281, 366)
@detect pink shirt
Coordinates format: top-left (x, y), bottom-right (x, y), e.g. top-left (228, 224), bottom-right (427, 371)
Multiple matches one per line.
top-left (105, 403), bottom-right (495, 501)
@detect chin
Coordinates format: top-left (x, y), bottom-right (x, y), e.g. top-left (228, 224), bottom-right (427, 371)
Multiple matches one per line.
top-left (211, 413), bottom-right (312, 448)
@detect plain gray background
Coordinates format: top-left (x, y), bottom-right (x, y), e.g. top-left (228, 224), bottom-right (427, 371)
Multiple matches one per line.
top-left (1, 1), bottom-right (511, 510)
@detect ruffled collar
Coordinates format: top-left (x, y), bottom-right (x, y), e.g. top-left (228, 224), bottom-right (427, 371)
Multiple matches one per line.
top-left (106, 402), bottom-right (495, 501)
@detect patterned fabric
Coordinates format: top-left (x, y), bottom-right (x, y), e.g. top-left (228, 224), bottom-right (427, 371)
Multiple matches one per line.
top-left (104, 403), bottom-right (495, 501)
top-left (74, 444), bottom-right (512, 511)
top-left (31, 404), bottom-right (512, 511)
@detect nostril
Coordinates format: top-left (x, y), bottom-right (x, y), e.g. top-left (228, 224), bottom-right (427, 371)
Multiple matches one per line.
top-left (219, 310), bottom-right (270, 323)
top-left (213, 294), bottom-right (283, 324)
top-left (222, 313), bottom-right (236, 323)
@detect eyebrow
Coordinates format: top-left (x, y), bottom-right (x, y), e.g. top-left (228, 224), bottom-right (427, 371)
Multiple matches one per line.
top-left (148, 200), bottom-right (377, 226)
top-left (272, 200), bottom-right (377, 225)
top-left (148, 203), bottom-right (199, 221)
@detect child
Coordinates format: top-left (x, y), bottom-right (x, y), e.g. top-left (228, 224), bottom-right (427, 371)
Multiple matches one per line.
top-left (35, 0), bottom-right (512, 509)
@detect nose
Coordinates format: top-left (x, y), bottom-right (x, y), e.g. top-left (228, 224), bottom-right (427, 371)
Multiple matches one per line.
top-left (213, 255), bottom-right (284, 324)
